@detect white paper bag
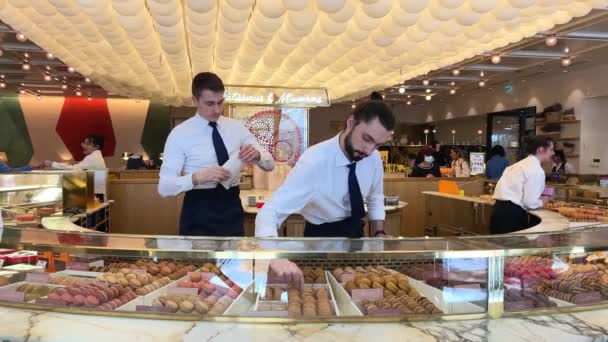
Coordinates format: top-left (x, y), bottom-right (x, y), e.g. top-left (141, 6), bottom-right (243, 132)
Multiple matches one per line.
top-left (220, 155), bottom-right (245, 190)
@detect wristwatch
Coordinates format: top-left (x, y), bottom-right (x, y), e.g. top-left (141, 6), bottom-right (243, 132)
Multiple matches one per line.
top-left (374, 230), bottom-right (386, 237)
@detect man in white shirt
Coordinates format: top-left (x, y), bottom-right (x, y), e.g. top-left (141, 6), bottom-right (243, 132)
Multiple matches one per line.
top-left (158, 72), bottom-right (274, 236)
top-left (490, 136), bottom-right (555, 234)
top-left (44, 135), bottom-right (107, 170)
top-left (255, 100), bottom-right (395, 238)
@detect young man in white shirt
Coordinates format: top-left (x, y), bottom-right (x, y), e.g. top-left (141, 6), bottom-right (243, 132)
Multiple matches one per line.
top-left (44, 135), bottom-right (107, 170)
top-left (158, 72), bottom-right (274, 236)
top-left (256, 100), bottom-right (395, 238)
top-left (490, 136), bottom-right (555, 234)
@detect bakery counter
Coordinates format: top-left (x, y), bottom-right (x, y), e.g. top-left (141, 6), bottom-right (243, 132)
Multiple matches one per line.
top-left (1, 305), bottom-right (607, 342)
top-left (422, 191), bottom-right (580, 236)
top-left (239, 189), bottom-right (406, 237)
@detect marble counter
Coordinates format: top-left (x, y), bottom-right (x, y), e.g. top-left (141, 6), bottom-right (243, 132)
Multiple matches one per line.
top-left (1, 306), bottom-right (607, 342)
top-left (422, 191), bottom-right (575, 234)
top-left (240, 189), bottom-right (407, 215)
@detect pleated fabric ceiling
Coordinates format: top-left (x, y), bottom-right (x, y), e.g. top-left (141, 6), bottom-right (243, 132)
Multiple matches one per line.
top-left (0, 0), bottom-right (606, 106)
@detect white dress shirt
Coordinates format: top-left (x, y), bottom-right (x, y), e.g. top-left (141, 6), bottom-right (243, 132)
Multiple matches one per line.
top-left (493, 155), bottom-right (546, 210)
top-left (255, 134), bottom-right (386, 237)
top-left (158, 114), bottom-right (274, 197)
top-left (52, 150), bottom-right (106, 170)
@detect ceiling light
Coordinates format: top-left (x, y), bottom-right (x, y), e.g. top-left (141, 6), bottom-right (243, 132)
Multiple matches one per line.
top-left (423, 129), bottom-right (430, 134)
top-left (398, 87), bottom-right (405, 94)
top-left (450, 89), bottom-right (456, 95)
top-left (23, 53), bottom-right (29, 58)
top-left (16, 33), bottom-right (27, 42)
top-left (406, 100), bottom-right (412, 105)
top-left (452, 69), bottom-right (460, 76)
top-left (46, 52), bottom-right (54, 60)
top-left (425, 88), bottom-right (431, 93)
top-left (45, 66), bottom-right (51, 71)
top-left (85, 77), bottom-right (91, 83)
top-left (351, 103), bottom-right (355, 108)
top-left (0, 74), bottom-right (4, 78)
top-left (480, 70), bottom-right (485, 77)
top-left (450, 81), bottom-right (455, 86)
top-left (87, 96), bottom-right (92, 101)
top-left (67, 67), bottom-right (75, 73)
top-left (382, 94), bottom-right (385, 99)
top-left (422, 79), bottom-right (430, 86)
top-left (451, 130), bottom-right (456, 134)
top-left (19, 89), bottom-right (26, 94)
top-left (432, 129), bottom-right (437, 133)
top-left (561, 57), bottom-right (571, 67)
top-left (135, 98), bottom-right (141, 103)
top-left (491, 55), bottom-right (501, 64)
top-left (61, 84), bottom-right (68, 90)
top-left (44, 74), bottom-right (52, 82)
top-left (76, 90), bottom-right (82, 96)
top-left (37, 95), bottom-right (41, 100)
top-left (425, 94), bottom-right (432, 101)
top-left (0, 82), bottom-right (5, 89)
top-left (478, 130), bottom-right (483, 135)
top-left (545, 35), bottom-right (558, 47)
top-left (22, 63), bottom-right (30, 71)
top-left (407, 95), bottom-right (411, 99)
top-left (478, 80), bottom-right (486, 87)
top-left (563, 46), bottom-right (570, 54)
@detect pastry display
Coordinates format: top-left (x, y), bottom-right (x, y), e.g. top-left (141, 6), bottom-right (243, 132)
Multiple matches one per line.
top-left (504, 288), bottom-right (557, 310)
top-left (262, 286), bottom-right (286, 301)
top-left (96, 269), bottom-right (172, 296)
top-left (15, 284), bottom-right (53, 302)
top-left (90, 260), bottom-right (197, 280)
top-left (151, 294), bottom-right (233, 315)
top-left (505, 256), bottom-right (557, 287)
top-left (47, 283), bottom-right (136, 309)
top-left (176, 272), bottom-right (241, 299)
top-left (361, 295), bottom-right (442, 315)
top-left (545, 201), bottom-right (608, 222)
top-left (302, 267), bottom-right (326, 284)
top-left (286, 286), bottom-right (333, 317)
top-left (49, 276), bottom-right (92, 287)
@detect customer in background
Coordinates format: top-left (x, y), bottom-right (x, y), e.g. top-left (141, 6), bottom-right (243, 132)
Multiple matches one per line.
top-left (449, 147), bottom-right (470, 177)
top-left (489, 136), bottom-right (555, 234)
top-left (410, 148), bottom-right (441, 178)
top-left (369, 91), bottom-right (383, 101)
top-left (486, 145), bottom-right (509, 180)
top-left (44, 135), bottom-right (107, 170)
top-left (551, 149), bottom-right (575, 174)
top-left (431, 140), bottom-right (448, 167)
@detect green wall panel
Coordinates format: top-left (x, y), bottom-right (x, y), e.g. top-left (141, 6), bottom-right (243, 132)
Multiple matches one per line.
top-left (0, 97), bottom-right (33, 167)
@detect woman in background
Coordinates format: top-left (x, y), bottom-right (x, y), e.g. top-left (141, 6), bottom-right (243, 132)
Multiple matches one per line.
top-left (552, 149), bottom-right (575, 174)
top-left (410, 148), bottom-right (441, 178)
top-left (44, 135), bottom-right (107, 170)
top-left (450, 147), bottom-right (470, 177)
top-left (486, 145), bottom-right (509, 180)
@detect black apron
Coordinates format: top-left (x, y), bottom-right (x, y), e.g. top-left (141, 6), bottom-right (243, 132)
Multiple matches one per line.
top-left (489, 200), bottom-right (531, 234)
top-left (179, 185), bottom-right (244, 237)
top-left (303, 217), bottom-right (365, 238)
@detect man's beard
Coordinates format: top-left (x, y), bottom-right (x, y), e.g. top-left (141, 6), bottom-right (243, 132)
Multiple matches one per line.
top-left (344, 131), bottom-right (365, 162)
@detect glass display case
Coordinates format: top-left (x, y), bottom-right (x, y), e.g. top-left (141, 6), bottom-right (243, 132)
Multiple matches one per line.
top-left (0, 173), bottom-right (63, 227)
top-left (0, 225), bottom-right (608, 322)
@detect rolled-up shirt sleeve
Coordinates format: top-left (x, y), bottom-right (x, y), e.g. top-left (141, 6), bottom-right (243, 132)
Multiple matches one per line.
top-left (158, 132), bottom-right (194, 197)
top-left (255, 158), bottom-right (316, 237)
top-left (242, 126), bottom-right (274, 172)
top-left (522, 168), bottom-right (545, 210)
top-left (366, 158), bottom-right (386, 221)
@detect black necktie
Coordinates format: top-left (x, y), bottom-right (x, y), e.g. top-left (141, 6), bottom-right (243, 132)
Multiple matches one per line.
top-left (209, 121), bottom-right (229, 166)
top-left (348, 163), bottom-right (365, 220)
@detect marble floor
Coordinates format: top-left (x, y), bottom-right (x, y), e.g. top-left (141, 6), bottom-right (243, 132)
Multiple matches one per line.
top-left (1, 307), bottom-right (608, 342)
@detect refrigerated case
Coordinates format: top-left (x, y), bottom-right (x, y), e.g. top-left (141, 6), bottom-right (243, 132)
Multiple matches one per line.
top-left (1, 223), bottom-right (608, 321)
top-left (486, 106), bottom-right (537, 164)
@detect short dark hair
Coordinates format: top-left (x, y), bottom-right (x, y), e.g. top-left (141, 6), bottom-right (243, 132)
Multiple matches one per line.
top-left (352, 100), bottom-right (395, 131)
top-left (526, 135), bottom-right (554, 155)
top-left (490, 145), bottom-right (506, 157)
top-left (86, 134), bottom-right (104, 150)
top-left (369, 91), bottom-right (383, 101)
top-left (192, 72), bottom-right (225, 98)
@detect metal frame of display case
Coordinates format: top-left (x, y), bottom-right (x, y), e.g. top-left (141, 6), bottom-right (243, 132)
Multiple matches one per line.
top-left (1, 226), bottom-right (608, 322)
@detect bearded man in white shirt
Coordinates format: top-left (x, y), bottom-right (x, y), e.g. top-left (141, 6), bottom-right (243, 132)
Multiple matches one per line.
top-left (490, 135), bottom-right (555, 234)
top-left (256, 100), bottom-right (395, 239)
top-left (158, 72), bottom-right (274, 237)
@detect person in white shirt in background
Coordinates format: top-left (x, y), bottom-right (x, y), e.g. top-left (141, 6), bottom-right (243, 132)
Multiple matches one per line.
top-left (256, 100), bottom-right (395, 285)
top-left (158, 72), bottom-right (274, 237)
top-left (551, 149), bottom-right (575, 174)
top-left (449, 147), bottom-right (470, 177)
top-left (490, 136), bottom-right (555, 234)
top-left (44, 135), bottom-right (107, 170)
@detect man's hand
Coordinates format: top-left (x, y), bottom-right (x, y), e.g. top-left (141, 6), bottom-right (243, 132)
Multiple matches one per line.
top-left (426, 173), bottom-right (435, 178)
top-left (239, 145), bottom-right (261, 164)
top-left (43, 160), bottom-right (53, 167)
top-left (30, 161), bottom-right (44, 169)
top-left (269, 259), bottom-right (304, 289)
top-left (192, 166), bottom-right (230, 185)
